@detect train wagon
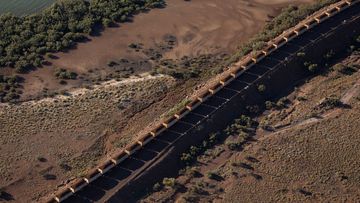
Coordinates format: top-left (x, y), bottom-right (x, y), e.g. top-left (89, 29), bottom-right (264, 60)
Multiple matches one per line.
top-left (84, 168), bottom-right (102, 183)
top-left (98, 160), bottom-right (115, 174)
top-left (186, 99), bottom-right (202, 110)
top-left (137, 133), bottom-right (154, 146)
top-left (111, 150), bottom-right (129, 164)
top-left (197, 90), bottom-right (212, 102)
top-left (124, 142), bottom-right (141, 155)
top-left (251, 51), bottom-right (266, 63)
top-left (69, 178), bottom-right (87, 193)
top-left (150, 124), bottom-right (166, 136)
top-left (174, 107), bottom-right (190, 119)
top-left (162, 115), bottom-right (178, 128)
top-left (209, 82), bottom-right (223, 94)
top-left (294, 25), bottom-right (307, 35)
top-left (54, 188), bottom-right (72, 202)
top-left (262, 44), bottom-right (277, 55)
top-left (219, 74), bottom-right (235, 86)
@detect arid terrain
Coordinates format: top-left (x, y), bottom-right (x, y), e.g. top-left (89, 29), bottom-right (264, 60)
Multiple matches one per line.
top-left (1, 0), bottom-right (312, 101)
top-left (0, 0), bottom-right (318, 202)
top-left (142, 52), bottom-right (360, 202)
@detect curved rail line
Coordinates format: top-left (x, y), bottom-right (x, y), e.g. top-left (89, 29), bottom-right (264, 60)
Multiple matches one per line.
top-left (45, 0), bottom-right (360, 202)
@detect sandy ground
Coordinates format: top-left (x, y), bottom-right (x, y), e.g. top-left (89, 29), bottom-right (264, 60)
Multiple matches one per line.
top-left (0, 0), bottom-right (315, 202)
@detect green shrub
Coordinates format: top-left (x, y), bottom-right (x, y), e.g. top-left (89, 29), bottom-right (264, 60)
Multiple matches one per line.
top-left (180, 153), bottom-right (193, 164)
top-left (257, 84), bottom-right (266, 93)
top-left (153, 182), bottom-right (162, 191)
top-left (55, 68), bottom-right (78, 80)
top-left (206, 171), bottom-right (222, 181)
top-left (265, 101), bottom-right (274, 109)
top-left (297, 52), bottom-right (306, 57)
top-left (323, 50), bottom-right (335, 60)
top-left (356, 35), bottom-right (360, 43)
top-left (318, 96), bottom-right (343, 110)
top-left (276, 97), bottom-right (289, 109)
top-left (307, 63), bottom-right (318, 72)
top-left (162, 177), bottom-right (176, 188)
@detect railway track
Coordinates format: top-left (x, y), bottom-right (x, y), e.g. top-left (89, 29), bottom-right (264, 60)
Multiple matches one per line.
top-left (45, 0), bottom-right (360, 202)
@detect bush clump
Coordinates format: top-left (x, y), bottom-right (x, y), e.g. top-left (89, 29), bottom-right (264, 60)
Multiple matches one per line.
top-left (257, 84), bottom-right (266, 93)
top-left (225, 115), bottom-right (253, 135)
top-left (317, 96), bottom-right (343, 110)
top-left (55, 68), bottom-right (78, 80)
top-left (0, 75), bottom-right (23, 102)
top-left (162, 177), bottom-right (177, 188)
top-left (304, 62), bottom-right (319, 72)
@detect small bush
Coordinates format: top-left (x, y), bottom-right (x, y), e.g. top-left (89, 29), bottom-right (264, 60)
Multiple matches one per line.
top-left (187, 167), bottom-right (202, 178)
top-left (153, 182), bottom-right (162, 191)
top-left (257, 84), bottom-right (266, 93)
top-left (265, 101), bottom-right (274, 109)
top-left (206, 171), bottom-right (218, 179)
top-left (188, 185), bottom-right (207, 195)
top-left (180, 153), bottom-right (193, 164)
top-left (307, 63), bottom-right (318, 72)
top-left (37, 157), bottom-right (47, 162)
top-left (107, 61), bottom-right (118, 67)
top-left (226, 140), bottom-right (241, 150)
top-left (297, 52), bottom-right (306, 57)
top-left (297, 96), bottom-right (307, 101)
top-left (162, 177), bottom-right (176, 188)
top-left (276, 97), bottom-right (289, 109)
top-left (206, 171), bottom-right (223, 181)
top-left (43, 174), bottom-right (57, 180)
top-left (323, 50), bottom-right (335, 60)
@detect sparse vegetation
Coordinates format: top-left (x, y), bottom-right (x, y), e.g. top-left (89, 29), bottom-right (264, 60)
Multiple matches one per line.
top-left (152, 55), bottom-right (220, 80)
top-left (180, 132), bottom-right (220, 165)
top-left (162, 98), bottom-right (190, 119)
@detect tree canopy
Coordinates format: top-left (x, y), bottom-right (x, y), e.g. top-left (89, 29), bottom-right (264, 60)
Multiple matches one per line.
top-left (0, 0), bottom-right (166, 73)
